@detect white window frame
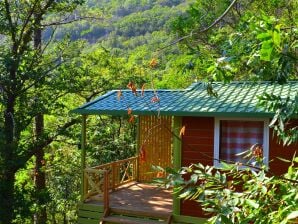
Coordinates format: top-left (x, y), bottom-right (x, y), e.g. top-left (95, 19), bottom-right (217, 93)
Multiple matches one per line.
top-left (214, 117), bottom-right (269, 167)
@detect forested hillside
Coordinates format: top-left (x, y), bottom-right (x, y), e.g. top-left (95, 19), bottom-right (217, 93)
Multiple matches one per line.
top-left (48, 0), bottom-right (185, 45)
top-left (43, 0), bottom-right (197, 88)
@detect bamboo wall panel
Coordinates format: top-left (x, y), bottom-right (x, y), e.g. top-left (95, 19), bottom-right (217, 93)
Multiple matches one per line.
top-left (138, 115), bottom-right (173, 182)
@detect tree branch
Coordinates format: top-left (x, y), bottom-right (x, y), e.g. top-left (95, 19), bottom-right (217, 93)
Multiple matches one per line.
top-left (42, 16), bottom-right (104, 27)
top-left (17, 0), bottom-right (40, 49)
top-left (158, 0), bottom-right (238, 51)
top-left (19, 117), bottom-right (80, 169)
top-left (4, 0), bottom-right (16, 43)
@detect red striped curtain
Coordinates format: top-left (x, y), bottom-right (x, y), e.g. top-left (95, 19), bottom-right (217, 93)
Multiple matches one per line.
top-left (219, 120), bottom-right (264, 163)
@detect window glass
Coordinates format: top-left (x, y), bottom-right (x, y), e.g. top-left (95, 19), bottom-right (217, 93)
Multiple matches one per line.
top-left (219, 120), bottom-right (264, 163)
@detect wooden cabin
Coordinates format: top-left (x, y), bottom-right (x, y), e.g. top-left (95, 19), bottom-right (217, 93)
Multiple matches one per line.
top-left (72, 81), bottom-right (297, 224)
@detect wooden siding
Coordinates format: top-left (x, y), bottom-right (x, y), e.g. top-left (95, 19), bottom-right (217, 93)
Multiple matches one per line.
top-left (269, 119), bottom-right (298, 175)
top-left (181, 117), bottom-right (214, 167)
top-left (181, 117), bottom-right (214, 217)
top-left (138, 115), bottom-right (173, 182)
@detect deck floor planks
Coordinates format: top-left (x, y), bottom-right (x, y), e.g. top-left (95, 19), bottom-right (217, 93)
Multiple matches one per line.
top-left (85, 181), bottom-right (173, 214)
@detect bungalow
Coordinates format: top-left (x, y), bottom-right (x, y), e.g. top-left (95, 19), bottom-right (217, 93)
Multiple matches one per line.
top-left (72, 81), bottom-right (297, 224)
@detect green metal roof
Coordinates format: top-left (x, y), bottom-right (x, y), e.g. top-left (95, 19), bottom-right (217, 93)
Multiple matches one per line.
top-left (72, 81), bottom-right (298, 117)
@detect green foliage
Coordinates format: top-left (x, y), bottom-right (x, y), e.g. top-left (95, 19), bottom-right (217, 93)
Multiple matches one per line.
top-left (172, 0), bottom-right (297, 83)
top-left (46, 145), bottom-right (81, 223)
top-left (258, 93), bottom-right (298, 145)
top-left (86, 116), bottom-right (137, 166)
top-left (165, 155), bottom-right (298, 224)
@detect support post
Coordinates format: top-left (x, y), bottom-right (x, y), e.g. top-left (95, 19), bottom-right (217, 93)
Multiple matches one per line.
top-left (103, 170), bottom-right (110, 211)
top-left (112, 162), bottom-right (116, 191)
top-left (136, 116), bottom-right (140, 182)
top-left (173, 116), bottom-right (182, 215)
top-left (81, 115), bottom-right (87, 201)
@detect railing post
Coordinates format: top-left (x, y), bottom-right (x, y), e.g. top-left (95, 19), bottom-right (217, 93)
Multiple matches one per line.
top-left (112, 162), bottom-right (116, 190)
top-left (134, 156), bottom-right (138, 181)
top-left (102, 170), bottom-right (110, 219)
top-left (103, 170), bottom-right (109, 211)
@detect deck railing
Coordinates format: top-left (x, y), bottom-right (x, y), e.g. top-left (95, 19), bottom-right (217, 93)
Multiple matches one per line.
top-left (83, 156), bottom-right (138, 202)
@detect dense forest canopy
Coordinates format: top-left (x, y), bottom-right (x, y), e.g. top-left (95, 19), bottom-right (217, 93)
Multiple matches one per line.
top-left (0, 0), bottom-right (297, 223)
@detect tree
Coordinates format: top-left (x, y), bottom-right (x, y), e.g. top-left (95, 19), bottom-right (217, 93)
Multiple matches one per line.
top-left (170, 0), bottom-right (297, 83)
top-left (0, 1), bottom-right (84, 223)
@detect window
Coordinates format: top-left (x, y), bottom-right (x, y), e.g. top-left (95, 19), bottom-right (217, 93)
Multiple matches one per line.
top-left (214, 118), bottom-right (269, 167)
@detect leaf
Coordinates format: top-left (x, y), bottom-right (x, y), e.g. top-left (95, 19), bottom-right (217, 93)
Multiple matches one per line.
top-left (220, 215), bottom-right (233, 224)
top-left (127, 81), bottom-right (137, 95)
top-left (261, 185), bottom-right (267, 194)
top-left (256, 32), bottom-right (271, 40)
top-left (128, 115), bottom-right (135, 123)
top-left (127, 108), bottom-right (132, 115)
top-left (269, 113), bottom-right (278, 127)
top-left (190, 174), bottom-right (198, 183)
top-left (149, 58), bottom-right (158, 68)
top-left (139, 145), bottom-right (146, 162)
top-left (179, 125), bottom-right (186, 137)
top-left (245, 199), bottom-right (259, 209)
top-left (273, 24), bottom-right (281, 47)
top-left (276, 157), bottom-right (291, 163)
top-left (260, 43), bottom-right (273, 61)
top-left (286, 211), bottom-right (298, 220)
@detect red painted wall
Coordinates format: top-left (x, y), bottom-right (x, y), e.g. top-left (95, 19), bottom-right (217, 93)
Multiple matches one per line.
top-left (180, 117), bottom-right (297, 217)
top-left (181, 117), bottom-right (214, 217)
top-left (269, 119), bottom-right (298, 175)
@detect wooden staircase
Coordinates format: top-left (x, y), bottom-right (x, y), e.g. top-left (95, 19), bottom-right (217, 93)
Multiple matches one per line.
top-left (100, 208), bottom-right (172, 224)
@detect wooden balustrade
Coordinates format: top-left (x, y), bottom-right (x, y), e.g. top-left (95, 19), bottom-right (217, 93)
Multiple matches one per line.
top-left (83, 156), bottom-right (138, 202)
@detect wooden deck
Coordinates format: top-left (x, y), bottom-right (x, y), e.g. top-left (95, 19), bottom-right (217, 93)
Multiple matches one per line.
top-left (78, 181), bottom-right (207, 224)
top-left (85, 181), bottom-right (173, 213)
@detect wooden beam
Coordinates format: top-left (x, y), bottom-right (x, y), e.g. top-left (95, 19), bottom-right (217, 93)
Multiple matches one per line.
top-left (172, 214), bottom-right (207, 224)
top-left (81, 115), bottom-right (87, 201)
top-left (173, 116), bottom-right (182, 215)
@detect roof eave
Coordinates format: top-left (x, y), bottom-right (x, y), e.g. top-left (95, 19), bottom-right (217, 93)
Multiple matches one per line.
top-left (71, 108), bottom-right (275, 118)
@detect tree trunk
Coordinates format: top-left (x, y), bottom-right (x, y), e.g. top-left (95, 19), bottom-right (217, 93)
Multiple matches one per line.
top-left (0, 95), bottom-right (17, 223)
top-left (34, 114), bottom-right (47, 224)
top-left (33, 16), bottom-right (47, 224)
top-left (0, 169), bottom-right (16, 224)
